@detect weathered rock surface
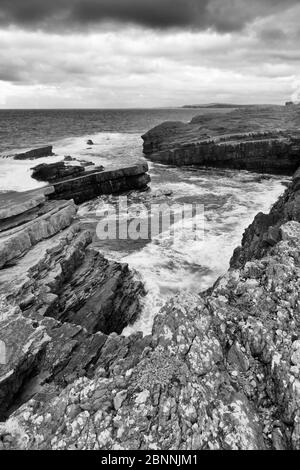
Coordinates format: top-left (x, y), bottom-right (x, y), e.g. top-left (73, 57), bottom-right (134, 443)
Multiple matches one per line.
top-left (2, 170), bottom-right (300, 449)
top-left (49, 163), bottom-right (151, 204)
top-left (0, 298), bottom-right (50, 418)
top-left (0, 190), bottom-right (146, 421)
top-left (0, 198), bottom-right (77, 269)
top-left (142, 107), bottom-right (300, 175)
top-left (14, 146), bottom-right (54, 160)
top-left (0, 187), bottom-right (54, 222)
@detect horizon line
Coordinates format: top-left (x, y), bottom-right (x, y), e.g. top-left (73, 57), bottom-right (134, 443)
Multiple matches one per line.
top-left (0, 103), bottom-right (282, 111)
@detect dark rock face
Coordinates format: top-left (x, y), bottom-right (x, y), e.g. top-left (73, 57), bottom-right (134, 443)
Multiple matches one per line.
top-left (31, 162), bottom-right (85, 182)
top-left (49, 163), bottom-right (151, 204)
top-left (14, 146), bottom-right (54, 160)
top-left (142, 107), bottom-right (300, 175)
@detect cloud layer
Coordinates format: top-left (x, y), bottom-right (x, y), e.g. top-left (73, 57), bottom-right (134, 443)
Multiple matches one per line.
top-left (0, 1), bottom-right (299, 107)
top-left (0, 0), bottom-right (298, 32)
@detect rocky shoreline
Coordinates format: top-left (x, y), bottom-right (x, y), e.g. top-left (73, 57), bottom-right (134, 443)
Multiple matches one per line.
top-left (1, 126), bottom-right (300, 449)
top-left (1, 173), bottom-right (300, 449)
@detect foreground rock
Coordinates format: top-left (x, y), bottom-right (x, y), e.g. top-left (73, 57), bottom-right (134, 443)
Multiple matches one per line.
top-left (2, 218), bottom-right (300, 449)
top-left (142, 106), bottom-right (300, 175)
top-left (14, 146), bottom-right (54, 160)
top-left (2, 168), bottom-right (300, 448)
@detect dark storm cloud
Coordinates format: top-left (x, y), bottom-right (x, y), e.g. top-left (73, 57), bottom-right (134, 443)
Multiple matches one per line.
top-left (0, 0), bottom-right (298, 32)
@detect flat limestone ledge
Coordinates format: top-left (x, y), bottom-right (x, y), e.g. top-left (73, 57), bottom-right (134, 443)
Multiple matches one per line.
top-left (49, 163), bottom-right (151, 204)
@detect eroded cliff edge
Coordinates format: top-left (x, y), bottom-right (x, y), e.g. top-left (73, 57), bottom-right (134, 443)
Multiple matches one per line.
top-left (1, 164), bottom-right (300, 449)
top-left (142, 106), bottom-right (300, 174)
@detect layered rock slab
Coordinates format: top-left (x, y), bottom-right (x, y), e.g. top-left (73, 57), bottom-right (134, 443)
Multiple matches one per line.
top-left (49, 163), bottom-right (151, 204)
top-left (142, 107), bottom-right (300, 175)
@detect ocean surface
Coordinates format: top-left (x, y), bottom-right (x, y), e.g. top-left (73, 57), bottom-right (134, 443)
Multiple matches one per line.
top-left (0, 108), bottom-right (288, 334)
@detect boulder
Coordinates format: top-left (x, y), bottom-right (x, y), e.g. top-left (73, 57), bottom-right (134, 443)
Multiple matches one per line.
top-left (87, 140), bottom-right (94, 146)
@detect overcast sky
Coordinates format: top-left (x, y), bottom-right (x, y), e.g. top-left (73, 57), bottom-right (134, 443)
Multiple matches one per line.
top-left (0, 0), bottom-right (300, 108)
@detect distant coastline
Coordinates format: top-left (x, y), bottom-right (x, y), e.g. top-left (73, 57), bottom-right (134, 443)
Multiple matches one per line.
top-left (181, 103), bottom-right (279, 109)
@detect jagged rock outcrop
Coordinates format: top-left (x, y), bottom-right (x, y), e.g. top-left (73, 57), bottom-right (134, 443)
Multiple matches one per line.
top-left (49, 163), bottom-right (151, 204)
top-left (0, 189), bottom-right (146, 421)
top-left (231, 167), bottom-right (300, 267)
top-left (142, 107), bottom-right (300, 175)
top-left (14, 146), bottom-right (54, 160)
top-left (2, 170), bottom-right (300, 449)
